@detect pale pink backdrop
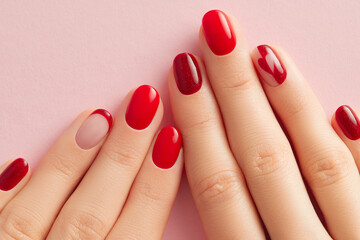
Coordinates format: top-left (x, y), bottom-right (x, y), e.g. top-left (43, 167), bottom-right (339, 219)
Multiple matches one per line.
top-left (1, 1), bottom-right (360, 239)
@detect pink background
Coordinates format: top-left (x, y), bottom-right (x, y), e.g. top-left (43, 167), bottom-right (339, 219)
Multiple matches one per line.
top-left (1, 1), bottom-right (360, 239)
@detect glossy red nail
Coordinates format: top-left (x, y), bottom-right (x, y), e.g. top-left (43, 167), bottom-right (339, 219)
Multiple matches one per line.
top-left (202, 10), bottom-right (236, 56)
top-left (255, 45), bottom-right (287, 87)
top-left (152, 126), bottom-right (182, 169)
top-left (126, 85), bottom-right (160, 130)
top-left (0, 158), bottom-right (29, 191)
top-left (335, 105), bottom-right (360, 140)
top-left (173, 53), bottom-right (202, 95)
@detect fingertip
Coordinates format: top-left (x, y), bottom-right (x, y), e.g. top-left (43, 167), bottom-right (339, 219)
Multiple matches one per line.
top-left (0, 158), bottom-right (30, 192)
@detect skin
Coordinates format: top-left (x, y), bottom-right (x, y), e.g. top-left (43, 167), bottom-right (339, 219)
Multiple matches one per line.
top-left (0, 90), bottom-right (184, 240)
top-left (0, 9), bottom-right (359, 240)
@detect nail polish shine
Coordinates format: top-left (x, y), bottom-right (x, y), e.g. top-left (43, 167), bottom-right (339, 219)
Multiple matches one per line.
top-left (202, 10), bottom-right (236, 56)
top-left (126, 85), bottom-right (160, 130)
top-left (152, 126), bottom-right (182, 169)
top-left (0, 158), bottom-right (29, 191)
top-left (173, 53), bottom-right (202, 95)
top-left (335, 105), bottom-right (360, 140)
top-left (255, 45), bottom-right (287, 86)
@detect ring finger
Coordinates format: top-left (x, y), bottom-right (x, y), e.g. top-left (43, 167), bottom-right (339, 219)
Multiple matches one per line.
top-left (251, 44), bottom-right (360, 239)
top-left (200, 10), bottom-right (329, 239)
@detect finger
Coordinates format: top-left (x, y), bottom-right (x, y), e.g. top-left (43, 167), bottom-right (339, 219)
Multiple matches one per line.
top-left (0, 108), bottom-right (112, 240)
top-left (0, 158), bottom-right (30, 211)
top-left (47, 85), bottom-right (163, 240)
top-left (332, 105), bottom-right (360, 171)
top-left (252, 44), bottom-right (360, 239)
top-left (106, 126), bottom-right (183, 240)
top-left (169, 53), bottom-right (265, 239)
top-left (200, 10), bottom-right (329, 239)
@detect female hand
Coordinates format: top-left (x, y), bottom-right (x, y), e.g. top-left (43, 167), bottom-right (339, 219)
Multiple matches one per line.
top-left (169, 10), bottom-right (360, 239)
top-left (0, 85), bottom-right (183, 240)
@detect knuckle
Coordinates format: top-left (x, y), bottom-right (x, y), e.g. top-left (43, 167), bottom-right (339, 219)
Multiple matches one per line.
top-left (222, 76), bottom-right (254, 92)
top-left (212, 60), bottom-right (256, 92)
top-left (65, 210), bottom-right (106, 240)
top-left (305, 148), bottom-right (352, 188)
top-left (281, 88), bottom-right (310, 119)
top-left (0, 206), bottom-right (42, 240)
top-left (101, 145), bottom-right (141, 170)
top-left (134, 181), bottom-right (171, 204)
top-left (184, 113), bottom-right (219, 133)
top-left (195, 170), bottom-right (244, 206)
top-left (243, 143), bottom-right (290, 179)
top-left (47, 151), bottom-right (79, 179)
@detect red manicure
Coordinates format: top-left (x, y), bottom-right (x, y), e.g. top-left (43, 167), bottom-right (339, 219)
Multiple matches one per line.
top-left (256, 45), bottom-right (287, 86)
top-left (152, 126), bottom-right (182, 169)
top-left (126, 85), bottom-right (160, 130)
top-left (0, 158), bottom-right (29, 191)
top-left (335, 105), bottom-right (360, 140)
top-left (202, 10), bottom-right (236, 56)
top-left (173, 53), bottom-right (202, 95)
top-left (91, 109), bottom-right (113, 131)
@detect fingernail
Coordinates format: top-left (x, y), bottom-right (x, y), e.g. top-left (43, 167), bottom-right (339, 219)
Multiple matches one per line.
top-left (76, 109), bottom-right (113, 150)
top-left (253, 45), bottom-right (287, 87)
top-left (126, 85), bottom-right (160, 130)
top-left (335, 105), bottom-right (360, 140)
top-left (173, 53), bottom-right (202, 95)
top-left (202, 9), bottom-right (236, 56)
top-left (0, 158), bottom-right (29, 191)
top-left (152, 126), bottom-right (182, 169)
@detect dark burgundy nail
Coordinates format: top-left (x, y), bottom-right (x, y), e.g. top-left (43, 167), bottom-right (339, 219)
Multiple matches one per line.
top-left (173, 53), bottom-right (202, 95)
top-left (0, 158), bottom-right (29, 191)
top-left (335, 105), bottom-right (360, 140)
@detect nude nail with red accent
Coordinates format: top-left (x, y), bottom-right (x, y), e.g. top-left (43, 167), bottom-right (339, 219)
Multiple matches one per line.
top-left (0, 158), bottom-right (29, 191)
top-left (252, 45), bottom-right (287, 87)
top-left (126, 85), bottom-right (160, 130)
top-left (76, 109), bottom-right (113, 150)
top-left (202, 10), bottom-right (236, 56)
top-left (335, 105), bottom-right (360, 140)
top-left (173, 53), bottom-right (202, 95)
top-left (152, 126), bottom-right (182, 169)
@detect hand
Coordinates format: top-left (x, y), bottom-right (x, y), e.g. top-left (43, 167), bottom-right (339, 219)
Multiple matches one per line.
top-left (0, 85), bottom-right (183, 239)
top-left (169, 10), bottom-right (360, 239)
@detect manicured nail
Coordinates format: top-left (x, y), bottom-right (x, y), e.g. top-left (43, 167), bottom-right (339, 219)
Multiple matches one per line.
top-left (173, 53), bottom-right (202, 95)
top-left (335, 105), bottom-right (360, 140)
top-left (76, 109), bottom-right (113, 150)
top-left (152, 126), bottom-right (182, 169)
top-left (202, 9), bottom-right (236, 56)
top-left (126, 85), bottom-right (160, 130)
top-left (253, 45), bottom-right (287, 87)
top-left (0, 158), bottom-right (29, 191)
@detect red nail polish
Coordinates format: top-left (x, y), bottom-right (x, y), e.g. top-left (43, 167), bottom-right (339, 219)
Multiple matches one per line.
top-left (152, 126), bottom-right (182, 169)
top-left (202, 10), bottom-right (236, 56)
top-left (0, 158), bottom-right (29, 191)
top-left (75, 109), bottom-right (113, 150)
top-left (173, 53), bottom-right (202, 95)
top-left (256, 45), bottom-right (287, 86)
top-left (91, 109), bottom-right (113, 131)
top-left (126, 85), bottom-right (160, 130)
top-left (335, 105), bottom-right (360, 140)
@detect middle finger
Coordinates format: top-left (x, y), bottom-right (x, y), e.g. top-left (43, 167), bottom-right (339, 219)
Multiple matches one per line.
top-left (200, 10), bottom-right (329, 239)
